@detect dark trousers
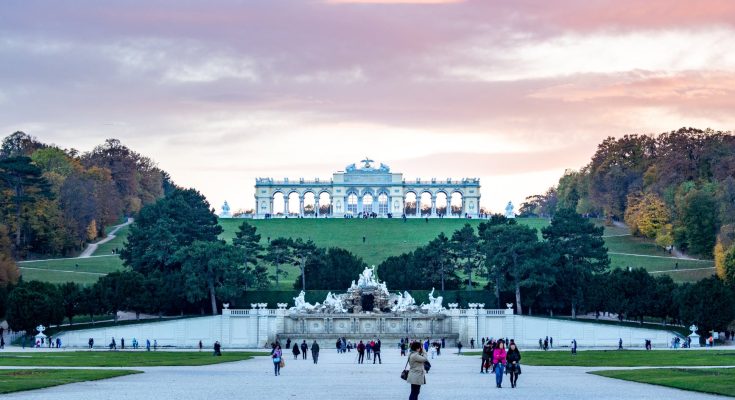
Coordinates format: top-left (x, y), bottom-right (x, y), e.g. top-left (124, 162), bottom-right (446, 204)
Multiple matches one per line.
top-left (481, 358), bottom-right (489, 372)
top-left (273, 361), bottom-right (281, 376)
top-left (358, 352), bottom-right (364, 363)
top-left (302, 351), bottom-right (307, 360)
top-left (510, 370), bottom-right (519, 387)
top-left (313, 353), bottom-right (319, 364)
top-left (409, 384), bottom-right (421, 400)
top-left (373, 352), bottom-right (381, 364)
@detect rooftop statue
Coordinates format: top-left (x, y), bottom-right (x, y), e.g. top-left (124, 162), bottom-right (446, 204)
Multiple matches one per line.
top-left (505, 201), bottom-right (515, 219)
top-left (345, 163), bottom-right (357, 172)
top-left (379, 163), bottom-right (390, 172)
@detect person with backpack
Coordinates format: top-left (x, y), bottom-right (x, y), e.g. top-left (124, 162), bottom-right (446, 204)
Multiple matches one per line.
top-left (506, 341), bottom-right (521, 388)
top-left (480, 341), bottom-right (492, 373)
top-left (357, 340), bottom-right (366, 363)
top-left (272, 344), bottom-right (283, 376)
top-left (406, 341), bottom-right (428, 400)
top-left (492, 339), bottom-right (507, 388)
top-left (292, 343), bottom-right (300, 360)
top-left (311, 340), bottom-right (320, 364)
top-left (301, 340), bottom-right (308, 360)
top-left (366, 341), bottom-right (373, 360)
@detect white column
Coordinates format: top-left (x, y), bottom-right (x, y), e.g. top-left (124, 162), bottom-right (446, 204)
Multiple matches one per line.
top-left (431, 195), bottom-right (436, 217)
top-left (283, 194), bottom-right (289, 216)
top-left (416, 197), bottom-right (421, 217)
top-left (299, 195), bottom-right (304, 216)
top-left (315, 200), bottom-right (320, 217)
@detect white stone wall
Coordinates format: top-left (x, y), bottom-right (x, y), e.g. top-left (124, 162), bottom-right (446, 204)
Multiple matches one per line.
top-left (55, 308), bottom-right (680, 349)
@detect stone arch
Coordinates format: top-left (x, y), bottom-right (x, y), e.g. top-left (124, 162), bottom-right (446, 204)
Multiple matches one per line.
top-left (450, 191), bottom-right (464, 216)
top-left (303, 191), bottom-right (316, 215)
top-left (435, 191), bottom-right (448, 216)
top-left (318, 191), bottom-right (332, 216)
top-left (419, 191), bottom-right (432, 216)
top-left (287, 192), bottom-right (301, 215)
top-left (404, 191), bottom-right (417, 216)
top-left (362, 193), bottom-right (374, 214)
top-left (346, 191), bottom-right (359, 215)
top-left (272, 192), bottom-right (285, 216)
top-left (377, 191), bottom-right (389, 215)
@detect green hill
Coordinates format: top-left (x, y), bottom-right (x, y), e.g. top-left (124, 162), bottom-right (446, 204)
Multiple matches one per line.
top-left (19, 217), bottom-right (714, 286)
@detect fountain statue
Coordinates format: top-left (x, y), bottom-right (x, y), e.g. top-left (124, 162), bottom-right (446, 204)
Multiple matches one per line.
top-left (421, 288), bottom-right (445, 313)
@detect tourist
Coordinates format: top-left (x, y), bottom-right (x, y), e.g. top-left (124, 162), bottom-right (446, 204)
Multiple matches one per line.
top-left (146, 339), bottom-right (151, 351)
top-left (272, 344), bottom-right (283, 376)
top-left (538, 338), bottom-right (542, 349)
top-left (301, 340), bottom-right (308, 360)
top-left (88, 338), bottom-right (94, 349)
top-left (571, 339), bottom-right (577, 355)
top-left (457, 341), bottom-right (463, 354)
top-left (199, 340), bottom-right (203, 351)
top-left (110, 337), bottom-right (117, 350)
top-left (311, 340), bottom-right (320, 364)
top-left (506, 342), bottom-right (521, 388)
top-left (366, 340), bottom-right (373, 360)
top-left (373, 339), bottom-right (382, 364)
top-left (618, 338), bottom-right (623, 350)
top-left (213, 341), bottom-right (222, 356)
top-left (154, 339), bottom-right (158, 351)
top-left (400, 340), bottom-right (407, 356)
top-left (292, 343), bottom-right (300, 360)
top-left (357, 340), bottom-right (365, 364)
top-left (470, 338), bottom-right (474, 349)
top-left (481, 341), bottom-right (492, 373)
top-left (406, 341), bottom-right (428, 400)
top-left (286, 338), bottom-right (291, 350)
top-left (441, 337), bottom-right (445, 349)
top-left (56, 338), bottom-right (61, 348)
top-left (133, 338), bottom-right (138, 349)
top-left (492, 339), bottom-right (507, 388)
top-left (121, 337), bottom-right (125, 350)
top-left (550, 337), bottom-right (553, 348)
top-left (543, 338), bottom-right (548, 351)
top-left (335, 338), bottom-right (341, 353)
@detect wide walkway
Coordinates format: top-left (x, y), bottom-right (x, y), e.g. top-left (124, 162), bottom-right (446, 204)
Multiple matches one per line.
top-left (4, 349), bottom-right (731, 399)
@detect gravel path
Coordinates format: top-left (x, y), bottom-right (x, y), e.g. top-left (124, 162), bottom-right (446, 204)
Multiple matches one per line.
top-left (79, 218), bottom-right (133, 258)
top-left (4, 349), bottom-right (731, 399)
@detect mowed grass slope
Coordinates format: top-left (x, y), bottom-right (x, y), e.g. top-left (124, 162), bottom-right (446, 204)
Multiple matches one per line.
top-left (20, 217), bottom-right (713, 285)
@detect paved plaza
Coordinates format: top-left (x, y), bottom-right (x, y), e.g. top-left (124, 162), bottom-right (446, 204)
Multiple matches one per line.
top-left (3, 349), bottom-right (732, 400)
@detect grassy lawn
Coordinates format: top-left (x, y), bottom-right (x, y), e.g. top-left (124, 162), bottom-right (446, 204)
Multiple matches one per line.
top-left (20, 217), bottom-right (713, 286)
top-left (462, 350), bottom-right (735, 367)
top-left (0, 351), bottom-right (261, 367)
top-left (94, 224), bottom-right (130, 255)
top-left (0, 369), bottom-right (141, 394)
top-left (591, 368), bottom-right (735, 397)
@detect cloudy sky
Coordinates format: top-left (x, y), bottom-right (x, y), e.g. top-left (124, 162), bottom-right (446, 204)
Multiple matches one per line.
top-left (2, 0), bottom-right (735, 213)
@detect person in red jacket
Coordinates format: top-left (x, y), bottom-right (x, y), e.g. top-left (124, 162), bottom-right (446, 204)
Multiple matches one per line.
top-left (492, 339), bottom-right (507, 388)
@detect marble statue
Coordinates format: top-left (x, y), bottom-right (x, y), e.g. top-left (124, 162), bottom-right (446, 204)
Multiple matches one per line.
top-left (391, 291), bottom-right (417, 313)
top-left (505, 201), bottom-right (515, 219)
top-left (322, 292), bottom-right (347, 313)
top-left (345, 163), bottom-right (357, 172)
top-left (379, 163), bottom-right (390, 172)
top-left (357, 266), bottom-right (378, 287)
top-left (291, 291), bottom-right (319, 312)
top-left (221, 201), bottom-right (232, 218)
top-left (421, 288), bottom-right (444, 313)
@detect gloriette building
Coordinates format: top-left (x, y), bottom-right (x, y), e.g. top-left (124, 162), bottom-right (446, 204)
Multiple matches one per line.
top-left (254, 158), bottom-right (481, 218)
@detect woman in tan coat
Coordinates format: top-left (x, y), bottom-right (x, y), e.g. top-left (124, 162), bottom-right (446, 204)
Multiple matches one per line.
top-left (407, 341), bottom-right (428, 400)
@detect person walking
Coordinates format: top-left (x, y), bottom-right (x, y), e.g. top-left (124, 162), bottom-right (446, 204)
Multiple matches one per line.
top-left (506, 342), bottom-right (521, 388)
top-left (618, 338), bottom-right (623, 350)
top-left (301, 340), bottom-right (309, 360)
top-left (146, 339), bottom-right (151, 351)
top-left (550, 337), bottom-right (553, 348)
top-left (373, 339), bottom-right (382, 364)
top-left (286, 338), bottom-right (291, 350)
top-left (492, 339), bottom-right (507, 388)
top-left (457, 341), bottom-right (463, 354)
top-left (213, 341), bottom-right (222, 356)
top-left (121, 337), bottom-right (125, 350)
top-left (571, 339), bottom-right (577, 355)
top-left (470, 338), bottom-right (475, 349)
top-left (88, 338), bottom-right (94, 349)
top-left (292, 343), bottom-right (300, 360)
top-left (480, 341), bottom-right (492, 373)
top-left (272, 345), bottom-right (283, 376)
top-left (311, 340), bottom-right (320, 364)
top-left (357, 340), bottom-right (365, 364)
top-left (406, 341), bottom-right (428, 400)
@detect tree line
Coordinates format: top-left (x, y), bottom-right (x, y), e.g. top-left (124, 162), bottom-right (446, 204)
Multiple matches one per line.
top-left (378, 211), bottom-right (735, 335)
top-left (518, 128), bottom-right (735, 276)
top-left (0, 132), bottom-right (172, 263)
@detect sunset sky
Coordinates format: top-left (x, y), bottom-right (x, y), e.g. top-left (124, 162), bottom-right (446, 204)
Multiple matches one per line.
top-left (2, 0), bottom-right (735, 213)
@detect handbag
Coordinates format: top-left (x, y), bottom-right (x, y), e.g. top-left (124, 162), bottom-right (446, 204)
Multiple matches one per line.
top-left (273, 356), bottom-right (281, 363)
top-left (279, 359), bottom-right (285, 368)
top-left (400, 358), bottom-right (410, 380)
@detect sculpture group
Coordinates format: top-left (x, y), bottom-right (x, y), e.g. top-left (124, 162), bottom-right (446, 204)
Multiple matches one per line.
top-left (291, 267), bottom-right (444, 314)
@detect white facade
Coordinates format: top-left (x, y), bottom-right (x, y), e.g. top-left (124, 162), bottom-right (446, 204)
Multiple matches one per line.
top-left (254, 159), bottom-right (481, 218)
top-left (56, 305), bottom-right (679, 349)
